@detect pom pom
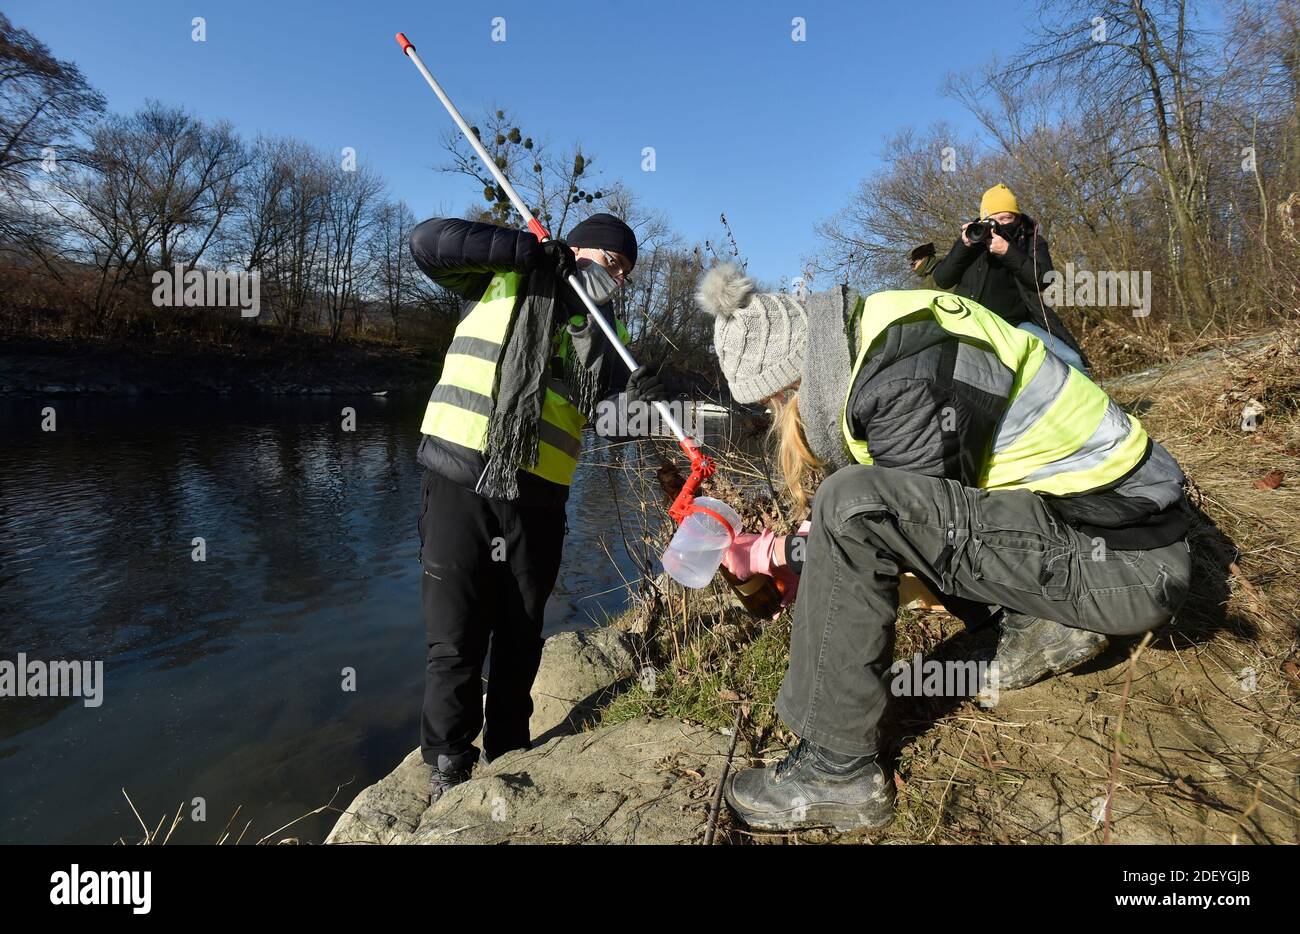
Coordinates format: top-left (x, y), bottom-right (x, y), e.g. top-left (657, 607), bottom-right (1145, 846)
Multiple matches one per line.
top-left (695, 262), bottom-right (754, 319)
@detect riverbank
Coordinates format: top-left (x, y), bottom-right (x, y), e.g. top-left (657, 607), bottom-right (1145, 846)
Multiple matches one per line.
top-left (327, 330), bottom-right (1300, 845)
top-left (0, 333), bottom-right (440, 396)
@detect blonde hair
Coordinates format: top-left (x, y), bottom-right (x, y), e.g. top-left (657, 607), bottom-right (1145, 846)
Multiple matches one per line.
top-left (768, 391), bottom-right (823, 511)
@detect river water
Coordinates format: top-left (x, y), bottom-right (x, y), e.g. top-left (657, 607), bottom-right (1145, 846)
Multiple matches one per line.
top-left (0, 394), bottom-right (663, 844)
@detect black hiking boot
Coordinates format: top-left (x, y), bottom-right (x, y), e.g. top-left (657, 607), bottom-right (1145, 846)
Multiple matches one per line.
top-left (991, 612), bottom-right (1109, 691)
top-left (725, 739), bottom-right (894, 832)
top-left (428, 753), bottom-right (475, 806)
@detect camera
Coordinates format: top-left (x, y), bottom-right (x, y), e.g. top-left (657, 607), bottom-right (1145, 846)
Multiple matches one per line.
top-left (966, 218), bottom-right (1005, 246)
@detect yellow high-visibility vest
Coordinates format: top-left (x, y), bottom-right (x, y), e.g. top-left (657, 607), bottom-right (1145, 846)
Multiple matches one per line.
top-left (841, 290), bottom-right (1148, 495)
top-left (420, 271), bottom-right (627, 487)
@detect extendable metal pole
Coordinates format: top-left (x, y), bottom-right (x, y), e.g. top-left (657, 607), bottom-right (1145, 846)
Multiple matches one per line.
top-left (396, 32), bottom-right (696, 449)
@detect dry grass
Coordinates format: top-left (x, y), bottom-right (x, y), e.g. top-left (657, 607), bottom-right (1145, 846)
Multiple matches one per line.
top-left (115, 785), bottom-right (351, 845)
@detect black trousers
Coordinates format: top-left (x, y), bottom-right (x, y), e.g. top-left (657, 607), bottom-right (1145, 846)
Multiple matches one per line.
top-left (418, 469), bottom-right (566, 765)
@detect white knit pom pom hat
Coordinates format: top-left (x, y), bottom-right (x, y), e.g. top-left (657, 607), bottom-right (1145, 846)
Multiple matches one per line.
top-left (695, 262), bottom-right (807, 404)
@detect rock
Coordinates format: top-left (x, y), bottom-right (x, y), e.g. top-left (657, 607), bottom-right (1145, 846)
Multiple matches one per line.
top-left (337, 717), bottom-right (739, 845)
top-left (325, 748), bottom-right (429, 844)
top-left (528, 627), bottom-right (639, 743)
top-left (328, 626), bottom-right (642, 844)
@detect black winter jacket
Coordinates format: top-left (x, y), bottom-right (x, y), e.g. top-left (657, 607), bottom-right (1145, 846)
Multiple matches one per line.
top-left (931, 214), bottom-right (1088, 365)
top-left (410, 217), bottom-right (629, 498)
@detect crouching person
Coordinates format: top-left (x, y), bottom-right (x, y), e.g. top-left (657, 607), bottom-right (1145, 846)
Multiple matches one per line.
top-left (695, 264), bottom-right (1191, 832)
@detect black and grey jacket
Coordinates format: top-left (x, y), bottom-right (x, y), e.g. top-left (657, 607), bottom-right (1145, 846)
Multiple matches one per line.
top-left (799, 288), bottom-right (1187, 550)
top-left (409, 217), bottom-right (629, 498)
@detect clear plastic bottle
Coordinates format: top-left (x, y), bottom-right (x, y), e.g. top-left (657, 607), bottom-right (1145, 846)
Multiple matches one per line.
top-left (660, 497), bottom-right (742, 588)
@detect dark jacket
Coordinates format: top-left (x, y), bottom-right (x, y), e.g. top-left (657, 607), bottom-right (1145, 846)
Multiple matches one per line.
top-left (931, 214), bottom-right (1088, 366)
top-left (410, 217), bottom-right (629, 498)
top-left (911, 253), bottom-right (949, 292)
top-left (843, 310), bottom-right (1186, 549)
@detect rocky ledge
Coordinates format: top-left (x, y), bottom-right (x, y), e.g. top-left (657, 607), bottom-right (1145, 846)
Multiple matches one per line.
top-left (326, 626), bottom-right (744, 845)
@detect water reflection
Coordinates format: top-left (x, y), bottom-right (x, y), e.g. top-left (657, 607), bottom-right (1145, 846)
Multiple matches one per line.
top-left (0, 395), bottom-right (653, 843)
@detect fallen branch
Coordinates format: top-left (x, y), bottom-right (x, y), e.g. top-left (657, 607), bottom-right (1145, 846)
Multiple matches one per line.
top-left (704, 707), bottom-right (743, 845)
top-left (1103, 632), bottom-right (1153, 844)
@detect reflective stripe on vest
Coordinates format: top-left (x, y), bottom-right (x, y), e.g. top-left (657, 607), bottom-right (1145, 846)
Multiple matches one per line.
top-left (841, 290), bottom-right (1148, 495)
top-left (420, 271), bottom-right (588, 487)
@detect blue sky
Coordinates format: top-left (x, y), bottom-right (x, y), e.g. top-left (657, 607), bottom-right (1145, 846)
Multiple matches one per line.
top-left (8, 0), bottom-right (1036, 284)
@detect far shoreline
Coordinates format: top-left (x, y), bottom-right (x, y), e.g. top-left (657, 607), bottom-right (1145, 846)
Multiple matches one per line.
top-left (0, 333), bottom-right (441, 398)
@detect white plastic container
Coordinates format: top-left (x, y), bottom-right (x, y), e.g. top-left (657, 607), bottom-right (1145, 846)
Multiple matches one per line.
top-left (660, 497), bottom-right (741, 588)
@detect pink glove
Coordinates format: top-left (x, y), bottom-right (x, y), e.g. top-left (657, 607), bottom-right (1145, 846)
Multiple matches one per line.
top-left (771, 521), bottom-right (812, 607)
top-left (721, 529), bottom-right (778, 581)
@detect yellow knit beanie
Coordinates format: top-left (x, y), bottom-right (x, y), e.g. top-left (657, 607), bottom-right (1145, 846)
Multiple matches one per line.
top-left (980, 184), bottom-right (1020, 219)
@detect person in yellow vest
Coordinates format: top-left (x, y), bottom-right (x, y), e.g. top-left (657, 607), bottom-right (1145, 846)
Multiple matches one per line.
top-left (694, 263), bottom-right (1191, 832)
top-left (410, 213), bottom-right (664, 803)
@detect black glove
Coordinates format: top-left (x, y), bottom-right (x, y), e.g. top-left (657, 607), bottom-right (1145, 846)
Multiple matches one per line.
top-left (531, 238), bottom-right (576, 281)
top-left (625, 365), bottom-right (669, 405)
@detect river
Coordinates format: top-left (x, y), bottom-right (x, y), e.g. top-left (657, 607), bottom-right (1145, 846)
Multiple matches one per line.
top-left (0, 394), bottom-right (662, 844)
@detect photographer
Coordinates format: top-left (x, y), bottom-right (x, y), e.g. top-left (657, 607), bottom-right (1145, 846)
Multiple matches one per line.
top-left (932, 184), bottom-right (1088, 372)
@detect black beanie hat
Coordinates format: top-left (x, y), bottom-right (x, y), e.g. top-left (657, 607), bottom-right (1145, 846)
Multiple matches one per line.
top-left (566, 213), bottom-right (638, 271)
top-left (907, 242), bottom-right (936, 263)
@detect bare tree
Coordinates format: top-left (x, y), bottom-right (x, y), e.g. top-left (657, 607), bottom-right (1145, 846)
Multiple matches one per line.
top-left (813, 0), bottom-right (1300, 364)
top-left (320, 164), bottom-right (383, 340)
top-left (25, 102), bottom-right (247, 328)
top-left (0, 12), bottom-right (104, 201)
top-left (440, 107), bottom-right (608, 236)
top-left (97, 102), bottom-right (247, 274)
top-left (993, 0), bottom-right (1223, 326)
top-left (225, 136), bottom-right (292, 274)
top-left (369, 198), bottom-right (419, 339)
top-left (258, 142), bottom-right (328, 331)
top-left (811, 125), bottom-right (985, 289)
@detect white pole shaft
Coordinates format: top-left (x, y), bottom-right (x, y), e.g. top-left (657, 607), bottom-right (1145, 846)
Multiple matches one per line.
top-left (400, 39), bottom-right (687, 444)
top-left (563, 272), bottom-right (686, 443)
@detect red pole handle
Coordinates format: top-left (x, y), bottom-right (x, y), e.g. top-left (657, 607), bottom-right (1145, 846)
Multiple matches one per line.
top-left (527, 218), bottom-right (550, 242)
top-left (395, 32), bottom-right (414, 54)
top-left (668, 438), bottom-right (715, 523)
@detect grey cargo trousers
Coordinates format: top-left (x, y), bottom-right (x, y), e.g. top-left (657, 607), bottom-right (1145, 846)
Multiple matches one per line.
top-left (776, 465), bottom-right (1191, 756)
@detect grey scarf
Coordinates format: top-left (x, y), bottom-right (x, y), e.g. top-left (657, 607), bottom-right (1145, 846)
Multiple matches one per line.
top-left (798, 285), bottom-right (861, 474)
top-left (553, 262), bottom-right (622, 433)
